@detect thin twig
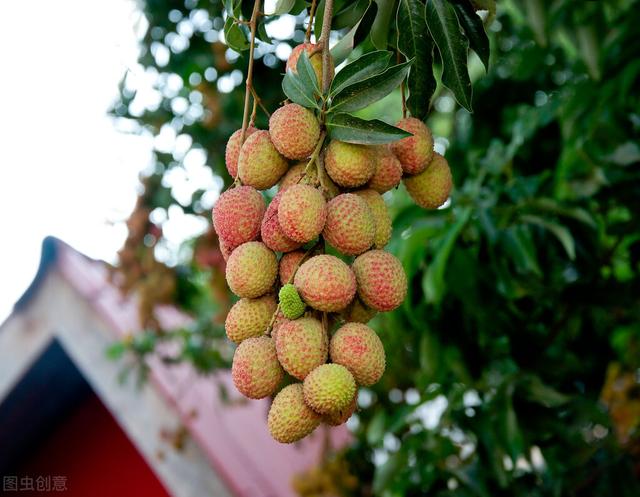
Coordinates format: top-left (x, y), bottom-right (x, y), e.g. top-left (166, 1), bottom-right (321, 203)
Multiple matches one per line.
top-left (250, 86), bottom-right (271, 118)
top-left (305, 0), bottom-right (318, 43)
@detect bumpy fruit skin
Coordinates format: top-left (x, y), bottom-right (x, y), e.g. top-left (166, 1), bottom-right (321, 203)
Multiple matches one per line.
top-left (275, 317), bottom-right (328, 380)
top-left (225, 294), bottom-right (276, 343)
top-left (212, 186), bottom-right (265, 250)
top-left (278, 284), bottom-right (306, 320)
top-left (323, 396), bottom-right (357, 426)
top-left (225, 126), bottom-right (257, 178)
top-left (403, 152), bottom-right (452, 209)
top-left (368, 146), bottom-right (403, 193)
top-left (325, 141), bottom-right (375, 188)
top-left (353, 189), bottom-right (392, 249)
top-left (342, 297), bottom-right (377, 323)
top-left (279, 162), bottom-right (316, 191)
top-left (232, 336), bottom-right (283, 399)
top-left (270, 309), bottom-right (289, 342)
top-left (352, 250), bottom-right (407, 311)
top-left (286, 43), bottom-right (334, 88)
top-left (330, 323), bottom-right (385, 386)
top-left (237, 130), bottom-right (288, 190)
top-left (268, 384), bottom-right (321, 443)
top-left (226, 242), bottom-right (278, 298)
top-left (323, 194), bottom-right (375, 255)
top-left (261, 192), bottom-right (303, 253)
top-left (294, 255), bottom-right (356, 312)
top-left (303, 364), bottom-right (356, 415)
top-left (391, 117), bottom-right (434, 175)
top-left (278, 184), bottom-right (327, 243)
top-left (279, 250), bottom-right (306, 284)
top-left (269, 104), bottom-right (320, 160)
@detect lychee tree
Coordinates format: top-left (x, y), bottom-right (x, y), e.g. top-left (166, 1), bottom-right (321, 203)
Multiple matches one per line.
top-left (110, 0), bottom-right (640, 495)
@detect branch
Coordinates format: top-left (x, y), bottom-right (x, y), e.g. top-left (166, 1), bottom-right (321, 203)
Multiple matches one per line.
top-left (305, 0), bottom-right (318, 43)
top-left (318, 0), bottom-right (334, 95)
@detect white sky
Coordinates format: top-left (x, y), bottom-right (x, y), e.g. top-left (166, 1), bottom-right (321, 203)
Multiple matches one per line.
top-left (0, 0), bottom-right (150, 321)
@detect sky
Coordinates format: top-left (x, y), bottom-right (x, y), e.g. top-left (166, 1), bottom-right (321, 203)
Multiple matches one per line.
top-left (0, 0), bottom-right (150, 321)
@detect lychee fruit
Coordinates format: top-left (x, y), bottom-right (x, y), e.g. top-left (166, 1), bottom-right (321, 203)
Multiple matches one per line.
top-left (324, 141), bottom-right (375, 188)
top-left (261, 192), bottom-right (303, 253)
top-left (279, 250), bottom-right (306, 285)
top-left (303, 364), bottom-right (356, 415)
top-left (219, 238), bottom-right (233, 262)
top-left (403, 152), bottom-right (452, 209)
top-left (212, 186), bottom-right (265, 250)
top-left (270, 308), bottom-right (289, 343)
top-left (269, 104), bottom-right (320, 160)
top-left (268, 383), bottom-right (321, 443)
top-left (237, 130), bottom-right (288, 190)
top-left (225, 241), bottom-right (278, 298)
top-left (367, 145), bottom-right (403, 193)
top-left (278, 184), bottom-right (327, 243)
top-left (342, 297), bottom-right (377, 324)
top-left (353, 189), bottom-right (392, 249)
top-left (278, 284), bottom-right (306, 320)
top-left (275, 317), bottom-right (328, 380)
top-left (225, 294), bottom-right (276, 343)
top-left (330, 323), bottom-right (385, 386)
top-left (390, 117), bottom-right (434, 175)
top-left (352, 250), bottom-right (407, 312)
top-left (232, 336), bottom-right (284, 399)
top-left (323, 396), bottom-right (357, 426)
top-left (225, 126), bottom-right (257, 178)
top-left (294, 255), bottom-right (356, 312)
top-left (286, 43), bottom-right (334, 88)
top-left (322, 193), bottom-right (375, 255)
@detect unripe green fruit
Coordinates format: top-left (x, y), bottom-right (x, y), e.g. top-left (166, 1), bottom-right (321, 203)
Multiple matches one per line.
top-left (279, 250), bottom-right (306, 285)
top-left (225, 126), bottom-right (257, 178)
top-left (268, 384), bottom-right (321, 443)
top-left (323, 193), bottom-right (375, 255)
top-left (226, 241), bottom-right (278, 298)
top-left (212, 186), bottom-right (265, 250)
top-left (330, 323), bottom-right (385, 386)
top-left (269, 104), bottom-right (320, 160)
top-left (232, 336), bottom-right (283, 399)
top-left (294, 255), bottom-right (356, 312)
top-left (391, 117), bottom-right (434, 175)
top-left (238, 130), bottom-right (288, 190)
top-left (352, 250), bottom-right (407, 312)
top-left (303, 364), bottom-right (356, 415)
top-left (278, 184), bottom-right (327, 243)
top-left (325, 141), bottom-right (375, 188)
top-left (367, 145), bottom-right (403, 193)
top-left (403, 152), bottom-right (452, 209)
top-left (261, 191), bottom-right (303, 253)
top-left (323, 396), bottom-right (357, 426)
top-left (278, 284), bottom-right (306, 320)
top-left (286, 43), bottom-right (334, 88)
top-left (275, 317), bottom-right (328, 380)
top-left (353, 189), bottom-right (391, 249)
top-left (225, 294), bottom-right (276, 343)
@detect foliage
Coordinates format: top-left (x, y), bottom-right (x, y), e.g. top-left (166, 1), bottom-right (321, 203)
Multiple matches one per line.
top-left (111, 0), bottom-right (640, 495)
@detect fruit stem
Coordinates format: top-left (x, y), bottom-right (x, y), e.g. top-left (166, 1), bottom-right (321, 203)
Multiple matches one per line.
top-left (250, 86), bottom-right (271, 119)
top-left (303, 131), bottom-right (326, 181)
top-left (318, 0), bottom-right (334, 95)
top-left (305, 0), bottom-right (318, 43)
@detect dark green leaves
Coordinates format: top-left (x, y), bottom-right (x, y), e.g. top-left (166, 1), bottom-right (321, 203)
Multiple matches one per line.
top-left (223, 17), bottom-right (249, 53)
top-left (281, 51), bottom-right (320, 109)
top-left (397, 0), bottom-right (437, 120)
top-left (452, 0), bottom-right (490, 70)
top-left (326, 114), bottom-right (411, 144)
top-left (330, 50), bottom-right (392, 95)
top-left (425, 0), bottom-right (473, 111)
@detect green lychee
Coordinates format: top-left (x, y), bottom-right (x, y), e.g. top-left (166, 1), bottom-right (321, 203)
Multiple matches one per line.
top-left (225, 294), bottom-right (276, 343)
top-left (269, 104), bottom-right (320, 160)
top-left (225, 241), bottom-right (278, 298)
top-left (352, 250), bottom-right (407, 312)
top-left (277, 184), bottom-right (327, 243)
top-left (279, 250), bottom-right (306, 285)
top-left (225, 126), bottom-right (257, 178)
top-left (275, 317), bottom-right (328, 380)
top-left (330, 323), bottom-right (385, 386)
top-left (261, 191), bottom-right (303, 253)
top-left (367, 145), bottom-right (403, 193)
top-left (232, 336), bottom-right (284, 399)
top-left (237, 130), bottom-right (288, 190)
top-left (323, 396), bottom-right (357, 426)
top-left (278, 284), bottom-right (306, 320)
top-left (390, 117), bottom-right (434, 175)
top-left (324, 141), bottom-right (375, 188)
top-left (303, 364), bottom-right (356, 416)
top-left (294, 255), bottom-right (356, 312)
top-left (403, 152), bottom-right (452, 209)
top-left (268, 384), bottom-right (321, 443)
top-left (322, 193), bottom-right (375, 255)
top-left (212, 186), bottom-right (265, 250)
top-left (353, 189), bottom-right (392, 249)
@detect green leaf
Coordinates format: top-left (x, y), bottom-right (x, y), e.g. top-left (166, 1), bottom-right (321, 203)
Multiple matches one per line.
top-left (371, 0), bottom-right (396, 49)
top-left (326, 113), bottom-right (412, 144)
top-left (224, 0), bottom-right (242, 18)
top-left (519, 375), bottom-right (570, 408)
top-left (452, 0), bottom-right (490, 70)
top-left (425, 0), bottom-right (473, 111)
top-left (296, 50), bottom-right (320, 96)
top-left (330, 22), bottom-right (361, 66)
top-left (256, 19), bottom-right (272, 44)
top-left (273, 0), bottom-right (296, 15)
top-left (330, 60), bottom-right (412, 113)
top-left (330, 50), bottom-right (392, 96)
top-left (333, 0), bottom-right (371, 30)
top-left (520, 215), bottom-right (576, 260)
top-left (397, 0), bottom-right (436, 120)
top-left (282, 70), bottom-right (320, 109)
top-left (223, 18), bottom-right (249, 52)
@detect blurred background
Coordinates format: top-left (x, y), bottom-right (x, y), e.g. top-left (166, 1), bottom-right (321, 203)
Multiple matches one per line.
top-left (0, 0), bottom-right (639, 496)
